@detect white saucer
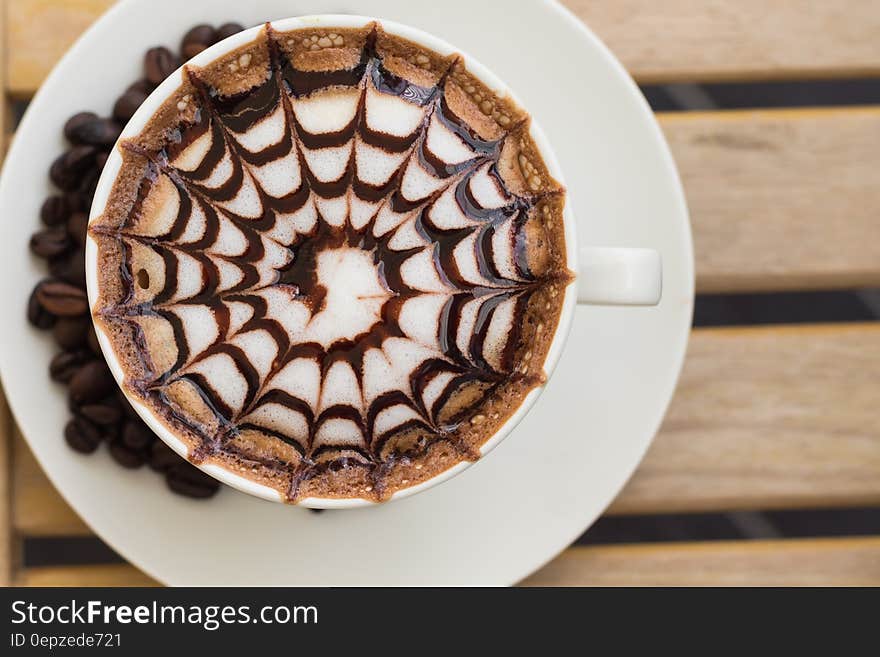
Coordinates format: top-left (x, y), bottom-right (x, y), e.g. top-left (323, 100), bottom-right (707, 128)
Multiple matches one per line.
top-left (0, 0), bottom-right (693, 585)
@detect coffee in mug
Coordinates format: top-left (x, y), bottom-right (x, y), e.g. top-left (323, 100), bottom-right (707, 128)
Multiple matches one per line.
top-left (90, 21), bottom-right (573, 502)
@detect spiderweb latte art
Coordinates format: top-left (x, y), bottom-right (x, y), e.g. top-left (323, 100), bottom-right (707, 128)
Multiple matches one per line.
top-left (91, 23), bottom-right (572, 502)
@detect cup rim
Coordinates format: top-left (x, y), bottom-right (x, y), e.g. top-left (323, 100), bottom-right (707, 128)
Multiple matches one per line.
top-left (85, 14), bottom-right (579, 509)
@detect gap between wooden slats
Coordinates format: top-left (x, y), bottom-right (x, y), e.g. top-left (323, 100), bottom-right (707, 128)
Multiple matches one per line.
top-left (12, 323), bottom-right (880, 536)
top-left (7, 0), bottom-right (880, 95)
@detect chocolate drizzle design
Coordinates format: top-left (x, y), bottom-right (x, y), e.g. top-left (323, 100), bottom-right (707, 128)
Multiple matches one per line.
top-left (92, 24), bottom-right (570, 502)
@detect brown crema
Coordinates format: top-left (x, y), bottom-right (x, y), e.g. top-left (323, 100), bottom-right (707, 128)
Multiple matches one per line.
top-left (91, 22), bottom-right (572, 502)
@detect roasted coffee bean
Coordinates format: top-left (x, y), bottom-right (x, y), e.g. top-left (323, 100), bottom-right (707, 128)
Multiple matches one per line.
top-left (27, 284), bottom-right (56, 329)
top-left (117, 391), bottom-right (141, 420)
top-left (87, 324), bottom-right (101, 355)
top-left (64, 416), bottom-right (102, 454)
top-left (109, 442), bottom-right (146, 468)
top-left (215, 22), bottom-right (246, 41)
top-left (144, 47), bottom-right (179, 85)
top-left (49, 153), bottom-right (81, 191)
top-left (181, 24), bottom-right (217, 59)
top-left (122, 421), bottom-right (155, 451)
top-left (127, 78), bottom-right (154, 95)
top-left (64, 112), bottom-right (99, 143)
top-left (77, 169), bottom-right (100, 202)
top-left (49, 350), bottom-right (92, 383)
top-left (68, 360), bottom-right (115, 405)
top-left (113, 88), bottom-right (150, 122)
top-left (149, 440), bottom-right (180, 472)
top-left (30, 227), bottom-right (71, 258)
top-left (95, 151), bottom-right (109, 172)
top-left (52, 315), bottom-right (90, 350)
top-left (49, 146), bottom-right (97, 191)
top-left (49, 248), bottom-right (86, 288)
top-left (79, 402), bottom-right (123, 426)
top-left (66, 117), bottom-right (122, 148)
top-left (40, 195), bottom-right (71, 226)
top-left (67, 212), bottom-right (89, 248)
top-left (34, 279), bottom-right (88, 316)
top-left (64, 191), bottom-right (89, 213)
top-left (64, 144), bottom-right (98, 173)
top-left (166, 463), bottom-right (219, 498)
top-left (101, 422), bottom-right (122, 444)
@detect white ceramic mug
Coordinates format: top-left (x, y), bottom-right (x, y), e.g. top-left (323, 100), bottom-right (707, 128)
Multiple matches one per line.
top-left (86, 14), bottom-right (662, 509)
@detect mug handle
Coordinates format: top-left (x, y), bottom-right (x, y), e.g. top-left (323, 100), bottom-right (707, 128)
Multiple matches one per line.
top-left (577, 246), bottom-right (662, 306)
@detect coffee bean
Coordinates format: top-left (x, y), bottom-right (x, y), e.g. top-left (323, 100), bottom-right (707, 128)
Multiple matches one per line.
top-left (49, 248), bottom-right (86, 288)
top-left (67, 212), bottom-right (89, 248)
top-left (49, 146), bottom-right (98, 193)
top-left (27, 284), bottom-right (56, 329)
top-left (35, 279), bottom-right (88, 316)
top-left (216, 22), bottom-right (246, 41)
top-left (87, 324), bottom-right (101, 355)
top-left (64, 145), bottom-right (98, 173)
top-left (109, 442), bottom-right (145, 469)
top-left (127, 79), bottom-right (154, 95)
top-left (144, 47), bottom-right (179, 85)
top-left (117, 391), bottom-right (141, 420)
top-left (30, 227), bottom-right (71, 258)
top-left (122, 421), bottom-right (155, 450)
top-left (113, 88), bottom-right (150, 122)
top-left (49, 153), bottom-right (81, 191)
top-left (49, 350), bottom-right (92, 383)
top-left (65, 191), bottom-right (89, 213)
top-left (68, 360), bottom-right (115, 405)
top-left (101, 420), bottom-right (122, 444)
top-left (181, 24), bottom-right (217, 59)
top-left (66, 117), bottom-right (122, 148)
top-left (40, 195), bottom-right (71, 226)
top-left (79, 402), bottom-right (123, 426)
top-left (76, 169), bottom-right (100, 204)
top-left (64, 416), bottom-right (102, 454)
top-left (64, 112), bottom-right (99, 143)
top-left (149, 440), bottom-right (180, 472)
top-left (166, 463), bottom-right (219, 498)
top-left (95, 151), bottom-right (109, 172)
top-left (52, 315), bottom-right (90, 350)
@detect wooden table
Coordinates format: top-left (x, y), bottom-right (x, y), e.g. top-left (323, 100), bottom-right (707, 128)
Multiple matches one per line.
top-left (2, 0), bottom-right (879, 587)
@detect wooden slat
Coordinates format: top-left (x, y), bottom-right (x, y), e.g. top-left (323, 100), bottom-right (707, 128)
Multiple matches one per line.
top-left (8, 0), bottom-right (880, 96)
top-left (611, 323), bottom-right (880, 514)
top-left (566, 0), bottom-right (880, 83)
top-left (6, 0), bottom-right (113, 98)
top-left (16, 563), bottom-right (158, 586)
top-left (0, 0), bottom-right (8, 142)
top-left (12, 323), bottom-right (880, 536)
top-left (522, 537), bottom-right (880, 586)
top-left (663, 108), bottom-right (880, 293)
